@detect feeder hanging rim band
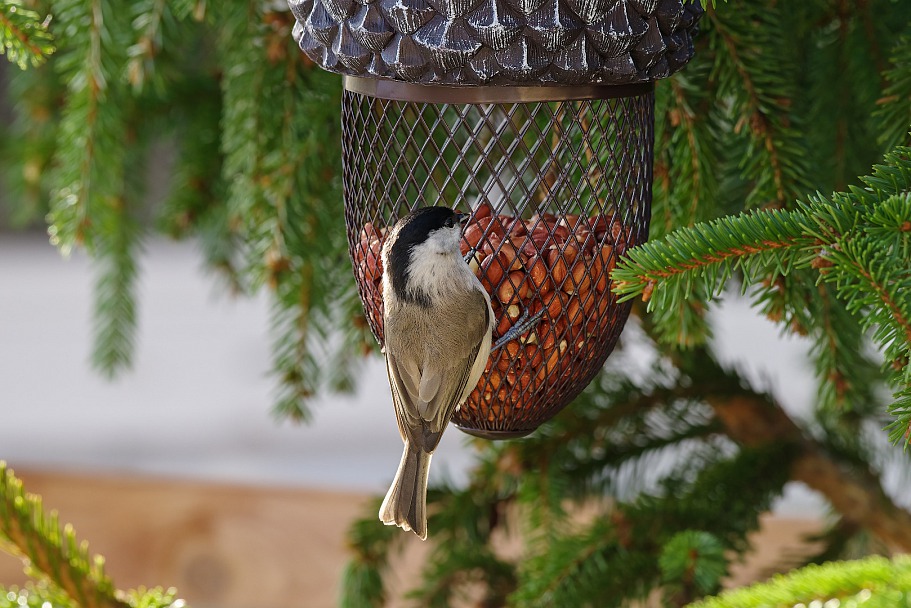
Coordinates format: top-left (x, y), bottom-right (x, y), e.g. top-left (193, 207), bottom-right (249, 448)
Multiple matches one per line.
top-left (342, 76), bottom-right (655, 104)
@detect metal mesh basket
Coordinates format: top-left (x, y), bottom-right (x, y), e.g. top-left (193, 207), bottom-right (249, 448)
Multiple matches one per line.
top-left (347, 80), bottom-right (654, 438)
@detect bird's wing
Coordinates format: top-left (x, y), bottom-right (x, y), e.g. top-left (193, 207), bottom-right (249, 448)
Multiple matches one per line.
top-left (386, 289), bottom-right (491, 448)
top-left (385, 350), bottom-right (420, 442)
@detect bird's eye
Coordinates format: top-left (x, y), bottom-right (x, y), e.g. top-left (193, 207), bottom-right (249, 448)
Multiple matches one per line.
top-left (444, 217), bottom-right (455, 228)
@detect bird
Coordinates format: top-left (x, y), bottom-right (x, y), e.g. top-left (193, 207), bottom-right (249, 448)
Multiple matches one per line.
top-left (378, 206), bottom-right (494, 540)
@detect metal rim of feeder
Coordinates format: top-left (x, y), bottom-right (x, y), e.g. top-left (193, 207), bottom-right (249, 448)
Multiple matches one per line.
top-left (343, 75), bottom-right (654, 103)
top-left (344, 79), bottom-right (654, 439)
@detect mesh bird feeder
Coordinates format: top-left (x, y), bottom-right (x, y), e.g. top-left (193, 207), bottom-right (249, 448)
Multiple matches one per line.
top-left (289, 0), bottom-right (703, 439)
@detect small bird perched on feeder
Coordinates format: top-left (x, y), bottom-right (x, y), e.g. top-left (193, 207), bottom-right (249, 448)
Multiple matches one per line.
top-left (379, 206), bottom-right (494, 540)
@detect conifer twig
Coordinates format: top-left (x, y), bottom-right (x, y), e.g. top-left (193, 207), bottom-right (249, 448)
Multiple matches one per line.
top-left (0, 463), bottom-right (129, 608)
top-left (0, 3), bottom-right (54, 69)
top-left (688, 555), bottom-right (911, 608)
top-left (707, 5), bottom-right (792, 208)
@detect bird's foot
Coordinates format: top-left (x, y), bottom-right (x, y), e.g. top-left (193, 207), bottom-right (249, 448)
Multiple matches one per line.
top-left (492, 307), bottom-right (546, 352)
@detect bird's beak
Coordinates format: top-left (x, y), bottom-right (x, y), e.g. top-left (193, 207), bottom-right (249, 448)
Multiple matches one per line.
top-left (456, 212), bottom-right (469, 226)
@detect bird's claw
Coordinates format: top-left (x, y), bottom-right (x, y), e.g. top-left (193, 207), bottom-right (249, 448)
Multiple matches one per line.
top-left (491, 307), bottom-right (546, 352)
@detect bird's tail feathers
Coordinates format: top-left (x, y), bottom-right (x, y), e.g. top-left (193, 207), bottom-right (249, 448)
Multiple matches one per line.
top-left (379, 442), bottom-right (432, 540)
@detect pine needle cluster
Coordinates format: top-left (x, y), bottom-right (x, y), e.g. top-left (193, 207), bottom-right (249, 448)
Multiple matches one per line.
top-left (0, 2), bottom-right (53, 70)
top-left (0, 462), bottom-right (183, 608)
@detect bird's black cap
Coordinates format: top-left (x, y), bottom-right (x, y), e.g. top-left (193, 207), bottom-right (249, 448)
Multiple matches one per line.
top-left (387, 206), bottom-right (462, 306)
top-left (398, 207), bottom-right (461, 238)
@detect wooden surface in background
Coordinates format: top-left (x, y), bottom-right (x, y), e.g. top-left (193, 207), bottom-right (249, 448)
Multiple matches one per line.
top-left (0, 469), bottom-right (823, 607)
top-left (0, 469), bottom-right (372, 608)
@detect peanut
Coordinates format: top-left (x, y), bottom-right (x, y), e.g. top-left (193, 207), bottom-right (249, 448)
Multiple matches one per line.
top-left (564, 257), bottom-right (591, 294)
top-left (480, 254), bottom-right (506, 291)
top-left (565, 296), bottom-right (582, 326)
top-left (364, 239), bottom-right (383, 282)
top-left (472, 201), bottom-right (493, 221)
top-left (526, 255), bottom-right (552, 295)
top-left (463, 223), bottom-right (485, 250)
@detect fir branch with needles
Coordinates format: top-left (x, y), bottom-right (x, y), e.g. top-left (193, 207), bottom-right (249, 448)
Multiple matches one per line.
top-left (689, 555), bottom-right (911, 608)
top-left (614, 146), bottom-right (911, 442)
top-left (704, 0), bottom-right (812, 209)
top-left (0, 462), bottom-right (127, 608)
top-left (0, 463), bottom-right (187, 608)
top-left (0, 2), bottom-right (54, 69)
top-left (47, 0), bottom-right (131, 254)
top-left (876, 32), bottom-right (911, 151)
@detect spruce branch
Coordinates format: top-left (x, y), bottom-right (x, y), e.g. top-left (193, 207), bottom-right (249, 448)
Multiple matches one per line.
top-left (125, 0), bottom-right (173, 92)
top-left (0, 583), bottom-right (75, 608)
top-left (658, 530), bottom-right (727, 604)
top-left (340, 502), bottom-right (397, 608)
top-left (822, 229), bottom-right (911, 346)
top-left (0, 463), bottom-right (127, 608)
top-left (615, 146), bottom-right (911, 438)
top-left (269, 266), bottom-right (318, 422)
top-left (511, 445), bottom-right (791, 608)
top-left (47, 0), bottom-right (131, 254)
top-left (806, 281), bottom-right (881, 413)
top-left (408, 544), bottom-right (515, 607)
top-left (168, 0), bottom-right (206, 22)
top-left (612, 207), bottom-right (813, 303)
top-left (888, 384), bottom-right (911, 446)
top-left (705, 1), bottom-right (811, 209)
top-left (666, 78), bottom-right (714, 224)
top-left (689, 555), bottom-right (911, 608)
top-left (0, 61), bottom-right (65, 226)
top-left (90, 204), bottom-right (141, 376)
top-left (876, 33), bottom-right (911, 150)
top-left (652, 64), bottom-right (720, 240)
top-left (511, 517), bottom-right (632, 608)
top-left (797, 1), bottom-right (894, 192)
top-left (0, 465), bottom-right (187, 608)
top-left (0, 2), bottom-right (54, 69)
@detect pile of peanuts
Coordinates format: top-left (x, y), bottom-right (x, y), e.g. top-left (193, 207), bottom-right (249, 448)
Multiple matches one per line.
top-left (353, 203), bottom-right (635, 426)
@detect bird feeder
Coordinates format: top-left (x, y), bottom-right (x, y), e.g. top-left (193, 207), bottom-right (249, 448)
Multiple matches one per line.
top-left (289, 0), bottom-right (703, 439)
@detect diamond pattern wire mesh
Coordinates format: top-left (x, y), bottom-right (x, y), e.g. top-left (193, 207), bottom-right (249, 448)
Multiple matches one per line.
top-left (346, 88), bottom-right (654, 438)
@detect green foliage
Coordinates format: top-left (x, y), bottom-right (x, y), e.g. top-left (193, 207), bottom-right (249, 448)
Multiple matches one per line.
top-left (0, 462), bottom-right (125, 608)
top-left (613, 149), bottom-right (911, 443)
top-left (339, 502), bottom-right (397, 607)
top-left (659, 531), bottom-right (727, 599)
top-left (0, 584), bottom-right (183, 608)
top-left (877, 33), bottom-right (911, 151)
top-left (0, 584), bottom-right (75, 608)
top-left (689, 555), bottom-right (911, 608)
top-left (0, 2), bottom-right (53, 69)
top-left (0, 463), bottom-right (187, 608)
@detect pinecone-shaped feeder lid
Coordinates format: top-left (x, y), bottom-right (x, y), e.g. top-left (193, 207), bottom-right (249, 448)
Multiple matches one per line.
top-left (289, 0), bottom-right (703, 86)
